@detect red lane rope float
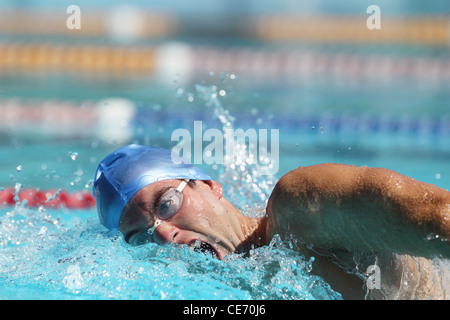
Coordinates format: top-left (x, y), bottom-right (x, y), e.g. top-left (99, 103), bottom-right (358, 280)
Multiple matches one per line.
top-left (0, 188), bottom-right (96, 209)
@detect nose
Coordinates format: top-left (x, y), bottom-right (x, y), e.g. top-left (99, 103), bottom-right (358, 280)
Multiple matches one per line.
top-left (153, 222), bottom-right (179, 244)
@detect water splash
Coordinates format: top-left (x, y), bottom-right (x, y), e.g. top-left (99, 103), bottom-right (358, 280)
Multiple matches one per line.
top-left (0, 81), bottom-right (341, 300)
top-left (0, 205), bottom-right (341, 300)
top-left (13, 182), bottom-right (22, 206)
top-left (44, 188), bottom-right (62, 203)
top-left (195, 83), bottom-right (277, 216)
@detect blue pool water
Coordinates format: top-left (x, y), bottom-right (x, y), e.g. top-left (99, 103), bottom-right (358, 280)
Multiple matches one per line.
top-left (0, 82), bottom-right (343, 300)
top-left (0, 206), bottom-right (342, 300)
top-left (1, 0), bottom-right (450, 303)
top-left (1, 77), bottom-right (449, 300)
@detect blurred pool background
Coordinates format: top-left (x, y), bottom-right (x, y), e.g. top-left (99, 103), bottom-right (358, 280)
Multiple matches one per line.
top-left (0, 0), bottom-right (449, 191)
top-left (0, 0), bottom-right (449, 300)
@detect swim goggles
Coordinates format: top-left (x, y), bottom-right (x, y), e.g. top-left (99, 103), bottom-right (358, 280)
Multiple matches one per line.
top-left (128, 179), bottom-right (189, 246)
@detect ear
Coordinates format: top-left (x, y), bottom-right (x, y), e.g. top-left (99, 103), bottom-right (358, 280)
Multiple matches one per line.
top-left (202, 180), bottom-right (224, 199)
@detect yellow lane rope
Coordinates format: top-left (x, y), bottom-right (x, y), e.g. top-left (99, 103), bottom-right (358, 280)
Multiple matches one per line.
top-left (0, 10), bottom-right (448, 45)
top-left (251, 15), bottom-right (450, 45)
top-left (0, 43), bottom-right (156, 75)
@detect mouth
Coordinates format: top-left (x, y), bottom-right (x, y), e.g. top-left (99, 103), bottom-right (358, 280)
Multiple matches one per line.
top-left (189, 240), bottom-right (219, 259)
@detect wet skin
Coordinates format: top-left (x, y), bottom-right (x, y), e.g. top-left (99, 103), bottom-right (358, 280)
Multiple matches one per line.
top-left (118, 163), bottom-right (450, 299)
top-left (119, 179), bottom-right (266, 260)
top-left (266, 163), bottom-right (450, 299)
top-left (266, 163), bottom-right (450, 258)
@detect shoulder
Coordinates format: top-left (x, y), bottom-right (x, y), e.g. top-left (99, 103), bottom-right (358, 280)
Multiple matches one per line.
top-left (272, 163), bottom-right (420, 195)
top-left (272, 163), bottom-right (371, 197)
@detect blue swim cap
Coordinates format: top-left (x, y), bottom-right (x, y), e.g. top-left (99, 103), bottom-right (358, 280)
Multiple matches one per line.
top-left (93, 144), bottom-right (211, 230)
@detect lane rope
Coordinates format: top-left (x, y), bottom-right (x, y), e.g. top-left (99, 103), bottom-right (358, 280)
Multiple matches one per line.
top-left (0, 187), bottom-right (95, 209)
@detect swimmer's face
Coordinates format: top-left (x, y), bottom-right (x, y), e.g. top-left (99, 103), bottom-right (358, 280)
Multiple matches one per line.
top-left (118, 179), bottom-right (243, 260)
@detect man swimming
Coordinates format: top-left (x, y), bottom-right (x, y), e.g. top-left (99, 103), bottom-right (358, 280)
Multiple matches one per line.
top-left (94, 144), bottom-right (450, 299)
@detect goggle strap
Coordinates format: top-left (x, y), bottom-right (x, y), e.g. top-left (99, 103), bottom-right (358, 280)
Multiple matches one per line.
top-left (176, 179), bottom-right (189, 192)
top-left (147, 219), bottom-right (161, 235)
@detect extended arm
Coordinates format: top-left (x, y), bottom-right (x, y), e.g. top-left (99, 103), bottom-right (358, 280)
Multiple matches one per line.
top-left (266, 163), bottom-right (450, 259)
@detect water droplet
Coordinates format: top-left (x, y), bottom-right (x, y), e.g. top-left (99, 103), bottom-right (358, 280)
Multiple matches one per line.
top-left (16, 165), bottom-right (22, 172)
top-left (38, 226), bottom-right (48, 235)
top-left (85, 180), bottom-right (94, 189)
top-left (176, 87), bottom-right (184, 98)
top-left (425, 233), bottom-right (440, 241)
top-left (68, 152), bottom-right (79, 161)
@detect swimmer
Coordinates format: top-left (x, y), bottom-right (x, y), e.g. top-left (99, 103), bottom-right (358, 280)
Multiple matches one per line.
top-left (94, 144), bottom-right (450, 299)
